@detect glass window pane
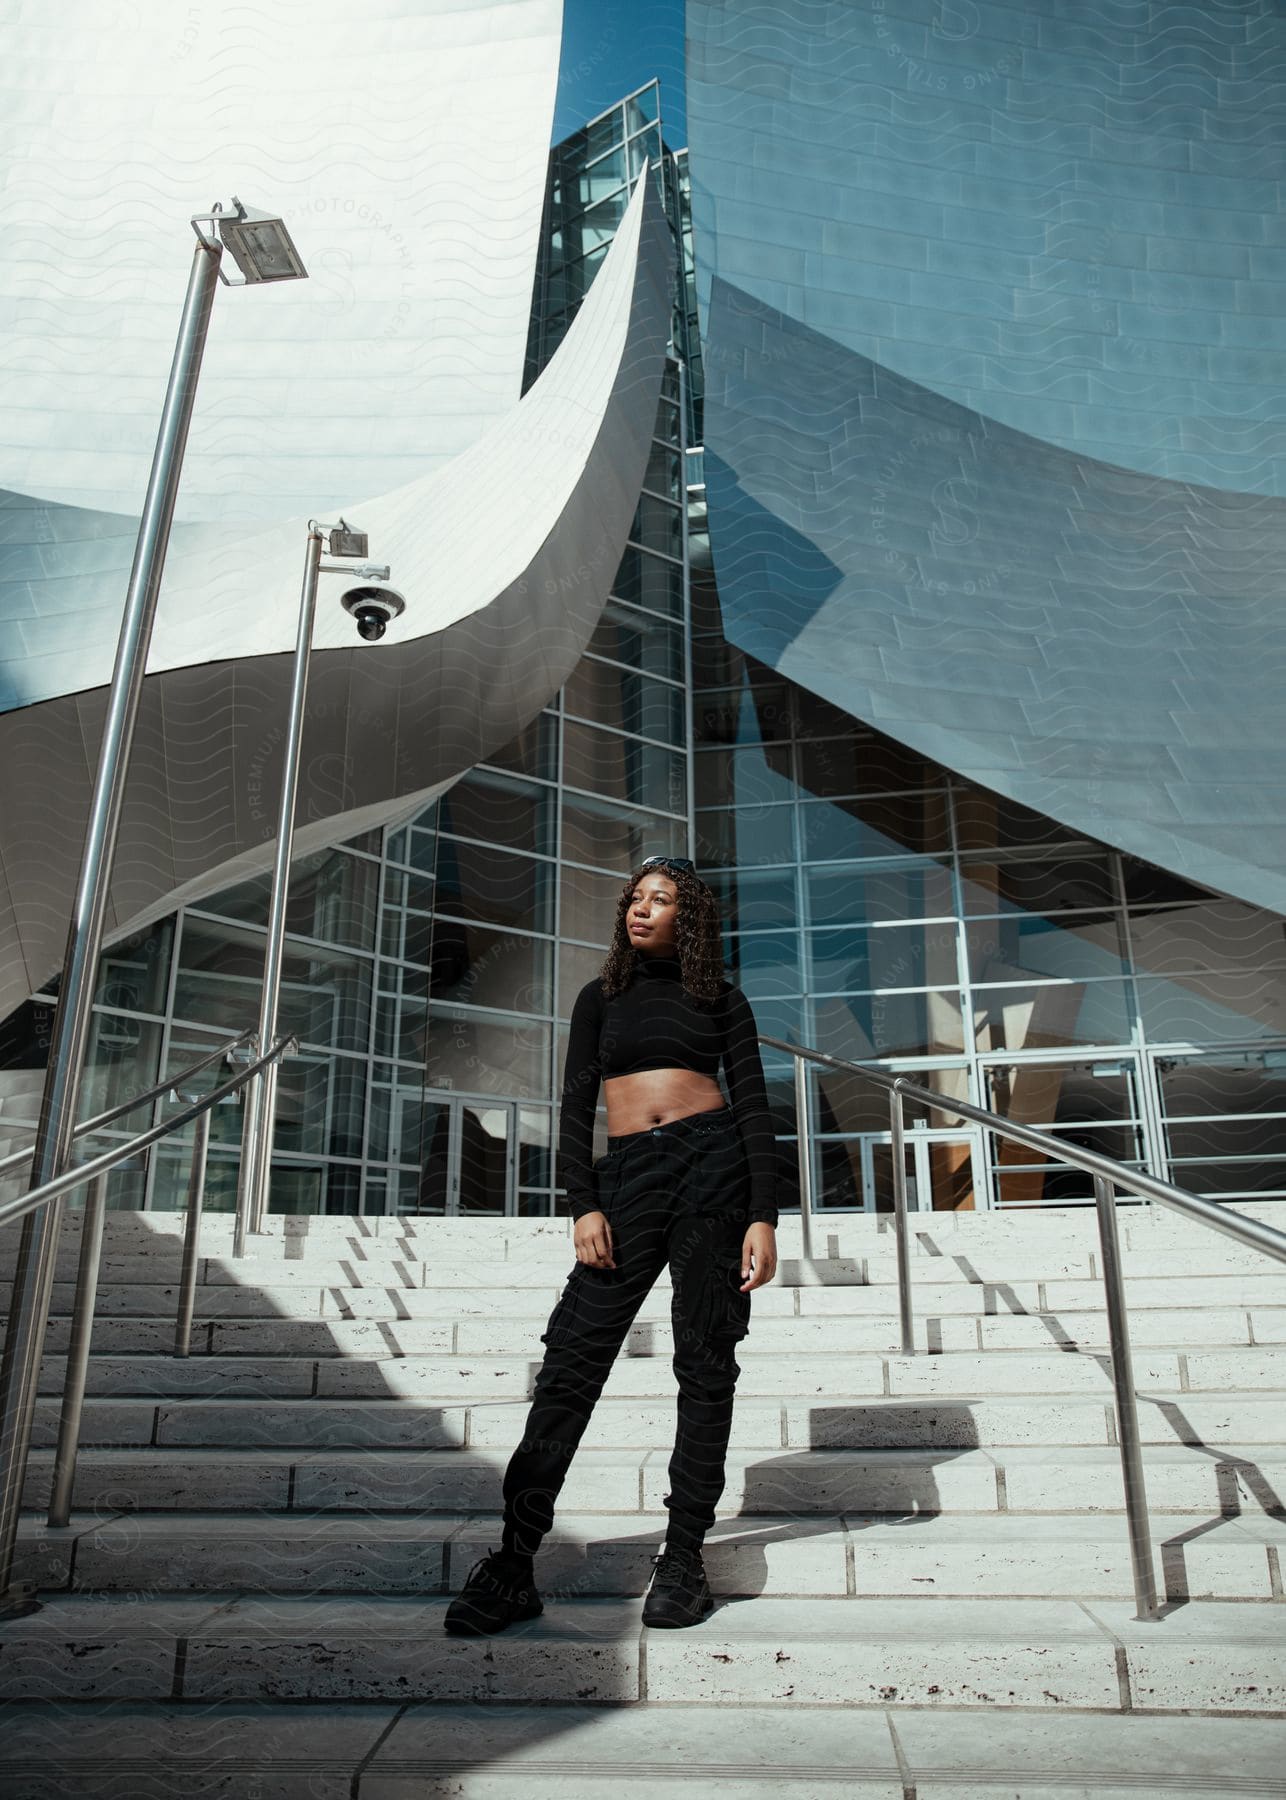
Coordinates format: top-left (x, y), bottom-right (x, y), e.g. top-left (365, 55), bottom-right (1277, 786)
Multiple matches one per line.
top-left (809, 1064), bottom-right (971, 1136)
top-left (562, 720), bottom-right (686, 814)
top-left (694, 744), bottom-right (792, 808)
top-left (613, 544), bottom-right (684, 617)
top-left (480, 712), bottom-right (558, 782)
top-left (812, 990), bottom-right (965, 1060)
top-left (972, 982), bottom-right (1134, 1053)
top-left (1137, 973), bottom-right (1286, 1045)
top-left (430, 842), bottom-right (554, 934)
top-left (427, 924), bottom-right (551, 1014)
top-left (800, 793), bottom-right (951, 861)
top-left (697, 804), bottom-right (795, 869)
top-left (817, 1137), bottom-right (865, 1210)
top-left (564, 658), bottom-right (686, 744)
top-left (961, 854), bottom-right (1117, 916)
top-left (80, 1015), bottom-right (163, 1133)
top-left (954, 792), bottom-right (1087, 853)
top-left (559, 943), bottom-right (609, 1006)
top-left (575, 192), bottom-right (630, 252)
top-left (559, 863), bottom-right (642, 944)
top-left (806, 862), bottom-right (954, 926)
top-left (993, 1158), bottom-right (1146, 1207)
top-left (625, 86), bottom-right (659, 131)
top-left (985, 1058), bottom-right (1138, 1126)
top-left (438, 770), bottom-right (555, 858)
top-left (704, 867), bottom-right (797, 931)
top-left (93, 920), bottom-right (174, 1015)
top-left (519, 1106), bottom-right (551, 1188)
top-left (631, 492), bottom-right (683, 559)
top-left (628, 125), bottom-right (661, 177)
top-left (582, 112), bottom-right (623, 163)
top-left (272, 1052), bottom-right (368, 1160)
top-left (173, 917), bottom-right (372, 1053)
top-left (424, 1008), bottom-right (548, 1100)
top-left (643, 438), bottom-right (683, 501)
top-left (725, 931), bottom-right (800, 996)
top-left (810, 922), bottom-right (961, 992)
top-left (1166, 1158), bottom-right (1286, 1197)
top-left (797, 734), bottom-right (939, 798)
top-left (694, 682), bottom-right (795, 746)
top-left (588, 600), bottom-right (685, 682)
top-left (966, 913), bottom-right (1130, 984)
top-left (1166, 1114), bottom-right (1286, 1161)
top-left (1157, 1052), bottom-right (1286, 1119)
top-left (197, 851), bottom-right (377, 950)
top-left (560, 798), bottom-right (686, 871)
top-left (1129, 901), bottom-right (1286, 977)
top-left (1123, 861), bottom-right (1208, 907)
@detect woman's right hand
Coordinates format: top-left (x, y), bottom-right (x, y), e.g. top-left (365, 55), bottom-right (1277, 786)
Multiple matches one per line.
top-left (574, 1210), bottom-right (615, 1269)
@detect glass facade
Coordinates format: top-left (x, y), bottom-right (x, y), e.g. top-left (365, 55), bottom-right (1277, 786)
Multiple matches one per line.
top-left (4, 80), bottom-right (1285, 1220)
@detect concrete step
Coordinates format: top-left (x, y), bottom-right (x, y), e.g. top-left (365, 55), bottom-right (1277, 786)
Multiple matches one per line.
top-left (10, 1272), bottom-right (1286, 1322)
top-left (25, 1386), bottom-right (1286, 1457)
top-left (1, 1591), bottom-right (1282, 1710)
top-left (22, 1442), bottom-right (1286, 1517)
top-left (2, 1700), bottom-right (1285, 1800)
top-left (22, 1307), bottom-right (1283, 1357)
top-left (15, 1509), bottom-right (1282, 1603)
top-left (16, 1244), bottom-right (1286, 1292)
top-left (33, 1345), bottom-right (1284, 1402)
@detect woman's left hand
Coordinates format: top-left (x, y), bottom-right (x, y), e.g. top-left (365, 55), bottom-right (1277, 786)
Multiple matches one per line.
top-left (739, 1223), bottom-right (777, 1291)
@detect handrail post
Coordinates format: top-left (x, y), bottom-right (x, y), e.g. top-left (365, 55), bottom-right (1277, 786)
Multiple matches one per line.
top-left (889, 1080), bottom-right (915, 1355)
top-left (174, 1107), bottom-right (211, 1358)
top-left (46, 1173), bottom-right (109, 1531)
top-left (1094, 1173), bottom-right (1159, 1620)
top-left (0, 234), bottom-right (223, 1615)
top-left (793, 1053), bottom-right (814, 1262)
top-left (234, 527), bottom-right (324, 1257)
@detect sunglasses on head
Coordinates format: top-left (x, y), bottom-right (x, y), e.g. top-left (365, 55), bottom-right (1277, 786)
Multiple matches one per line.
top-left (638, 855), bottom-right (695, 876)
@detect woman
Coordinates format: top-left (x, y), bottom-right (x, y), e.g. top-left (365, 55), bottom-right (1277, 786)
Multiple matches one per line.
top-left (445, 853), bottom-right (779, 1635)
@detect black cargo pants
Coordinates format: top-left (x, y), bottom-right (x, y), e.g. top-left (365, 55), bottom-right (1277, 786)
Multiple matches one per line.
top-left (501, 1106), bottom-right (753, 1559)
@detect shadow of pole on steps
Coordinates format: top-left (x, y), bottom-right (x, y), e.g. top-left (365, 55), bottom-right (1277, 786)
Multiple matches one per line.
top-left (1146, 1396), bottom-right (1286, 1617)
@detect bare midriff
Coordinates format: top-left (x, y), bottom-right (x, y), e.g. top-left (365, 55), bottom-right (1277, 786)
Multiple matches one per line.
top-left (603, 1068), bottom-right (728, 1137)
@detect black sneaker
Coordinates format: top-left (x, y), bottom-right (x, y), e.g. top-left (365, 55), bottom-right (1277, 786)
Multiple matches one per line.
top-left (444, 1548), bottom-right (543, 1636)
top-left (641, 1544), bottom-right (713, 1628)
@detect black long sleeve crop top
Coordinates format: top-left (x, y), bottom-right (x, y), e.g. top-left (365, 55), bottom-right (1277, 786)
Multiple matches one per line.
top-left (558, 952), bottom-right (779, 1227)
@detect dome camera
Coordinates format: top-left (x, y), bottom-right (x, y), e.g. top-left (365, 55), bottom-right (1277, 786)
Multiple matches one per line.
top-left (341, 585), bottom-right (407, 643)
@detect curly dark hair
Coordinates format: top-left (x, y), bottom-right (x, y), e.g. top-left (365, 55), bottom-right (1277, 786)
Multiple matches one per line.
top-left (598, 862), bottom-right (726, 1008)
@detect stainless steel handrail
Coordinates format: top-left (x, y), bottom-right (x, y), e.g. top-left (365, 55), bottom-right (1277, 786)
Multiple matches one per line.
top-left (763, 1032), bottom-right (1286, 1622)
top-left (0, 1031), bottom-right (295, 1610)
top-left (0, 1028), bottom-right (255, 1183)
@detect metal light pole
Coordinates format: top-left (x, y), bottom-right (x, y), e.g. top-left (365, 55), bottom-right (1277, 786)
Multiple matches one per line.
top-left (0, 200), bottom-right (306, 1615)
top-left (232, 526), bottom-right (406, 1256)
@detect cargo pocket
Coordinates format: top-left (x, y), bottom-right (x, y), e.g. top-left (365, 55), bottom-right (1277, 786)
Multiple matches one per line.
top-left (690, 1251), bottom-right (751, 1345)
top-left (541, 1267), bottom-right (586, 1348)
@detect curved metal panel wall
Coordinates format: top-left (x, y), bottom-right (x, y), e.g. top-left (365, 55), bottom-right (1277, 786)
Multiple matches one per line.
top-left (0, 0), bottom-right (562, 521)
top-left (688, 0), bottom-right (1286, 917)
top-left (0, 173), bottom-right (674, 1020)
top-left (688, 0), bottom-right (1286, 494)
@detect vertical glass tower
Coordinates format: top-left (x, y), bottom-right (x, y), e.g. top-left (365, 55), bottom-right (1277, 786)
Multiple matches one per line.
top-left (4, 82), bottom-right (1284, 1219)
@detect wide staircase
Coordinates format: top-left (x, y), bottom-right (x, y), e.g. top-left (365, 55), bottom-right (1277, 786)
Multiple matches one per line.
top-left (2, 1200), bottom-right (1286, 1795)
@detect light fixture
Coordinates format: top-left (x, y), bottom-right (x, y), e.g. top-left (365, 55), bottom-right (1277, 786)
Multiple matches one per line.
top-left (193, 197), bottom-right (307, 286)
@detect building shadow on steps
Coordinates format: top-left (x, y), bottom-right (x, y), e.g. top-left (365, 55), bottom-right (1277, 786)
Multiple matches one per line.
top-left (446, 1402), bottom-right (982, 1609)
top-left (702, 1402), bottom-right (981, 1601)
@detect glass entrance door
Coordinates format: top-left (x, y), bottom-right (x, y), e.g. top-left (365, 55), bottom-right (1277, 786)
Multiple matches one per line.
top-left (407, 1093), bottom-right (516, 1216)
top-left (979, 1054), bottom-right (1150, 1208)
top-left (867, 1130), bottom-right (986, 1213)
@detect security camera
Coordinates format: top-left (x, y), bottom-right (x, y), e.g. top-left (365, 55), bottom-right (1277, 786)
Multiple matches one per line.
top-left (341, 585), bottom-right (407, 643)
